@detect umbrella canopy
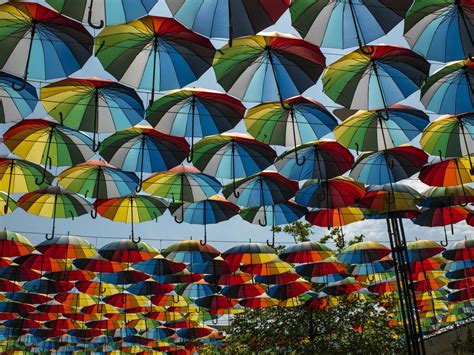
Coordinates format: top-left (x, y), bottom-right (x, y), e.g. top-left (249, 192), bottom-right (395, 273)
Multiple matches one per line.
top-left (360, 183), bottom-right (420, 213)
top-left (338, 241), bottom-right (391, 264)
top-left (14, 252), bottom-right (66, 272)
top-left (195, 294), bottom-right (237, 310)
top-left (190, 257), bottom-right (238, 275)
top-left (127, 280), bottom-right (174, 296)
top-left (306, 207), bottom-right (365, 227)
top-left (290, 0), bottom-right (411, 49)
top-left (99, 240), bottom-right (159, 262)
top-left (222, 243), bottom-right (277, 265)
top-left (413, 206), bottom-right (469, 227)
top-left (443, 238), bottom-right (474, 261)
top-left (296, 260), bottom-right (346, 277)
top-left (406, 240), bottom-right (445, 263)
top-left (95, 16), bottom-right (215, 104)
top-left (0, 2), bottom-right (93, 84)
top-left (267, 280), bottom-right (311, 300)
top-left (163, 240), bottom-right (220, 263)
top-left (0, 71), bottom-right (37, 123)
top-left (175, 282), bottom-right (219, 299)
top-left (280, 241), bottom-right (333, 264)
top-left (419, 156), bottom-right (474, 186)
top-left (404, 0), bottom-right (474, 62)
top-left (221, 283), bottom-right (265, 299)
top-left (0, 231), bottom-right (31, 258)
top-left (239, 296), bottom-right (278, 309)
top-left (323, 45), bottom-right (430, 110)
top-left (133, 255), bottom-right (186, 276)
top-left (240, 201), bottom-right (307, 226)
top-left (254, 272), bottom-right (301, 285)
top-left (36, 235), bottom-right (96, 259)
top-left (421, 58), bottom-right (474, 114)
top-left (213, 32), bottom-right (326, 102)
top-left (240, 259), bottom-right (294, 276)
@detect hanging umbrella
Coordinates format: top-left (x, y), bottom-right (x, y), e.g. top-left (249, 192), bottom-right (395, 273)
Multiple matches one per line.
top-left (95, 16), bottom-right (215, 105)
top-left (204, 271), bottom-right (252, 286)
top-left (0, 265), bottom-right (41, 282)
top-left (279, 241), bottom-right (333, 264)
top-left (0, 192), bottom-right (16, 216)
top-left (295, 260), bottom-right (346, 278)
top-left (133, 255), bottom-right (186, 276)
top-left (290, 0), bottom-right (412, 49)
top-left (23, 278), bottom-right (73, 294)
top-left (0, 1), bottom-right (93, 87)
top-left (190, 257), bottom-right (239, 275)
top-left (143, 327), bottom-right (175, 340)
top-left (176, 327), bottom-right (213, 340)
top-left (0, 71), bottom-right (37, 123)
top-left (163, 240), bottom-right (220, 263)
top-left (334, 105), bottom-right (429, 153)
top-left (323, 45), bottom-right (430, 110)
top-left (127, 280), bottom-right (174, 296)
top-left (213, 32), bottom-right (326, 103)
top-left (406, 240), bottom-right (445, 263)
top-left (239, 297), bottom-right (278, 309)
top-left (46, 0), bottom-right (158, 28)
top-left (41, 78), bottom-right (145, 152)
top-left (0, 157), bottom-right (53, 214)
top-left (349, 259), bottom-right (394, 276)
top-left (98, 239), bottom-right (159, 263)
top-left (100, 270), bottom-right (148, 285)
top-left (3, 118), bottom-right (94, 184)
top-left (192, 133), bottom-right (276, 193)
top-left (221, 283), bottom-right (266, 299)
top-left (421, 58), bottom-right (473, 114)
top-left (338, 241), bottom-right (391, 264)
top-left (195, 294), bottom-right (237, 311)
top-left (419, 156), bottom-right (474, 186)
top-left (45, 268), bottom-right (94, 282)
top-left (169, 195), bottom-right (239, 245)
top-left (99, 126), bottom-right (189, 190)
top-left (443, 238), bottom-right (474, 261)
top-left (267, 280), bottom-right (311, 300)
top-left (175, 282), bottom-right (219, 299)
top-left (274, 140), bottom-right (353, 179)
top-left (57, 160), bottom-right (139, 217)
top-left (14, 252), bottom-right (66, 272)
top-left (94, 194), bottom-right (168, 243)
top-left (306, 207), bottom-right (365, 231)
top-left (254, 272), bottom-right (301, 285)
top-left (151, 293), bottom-right (189, 307)
top-left (18, 187), bottom-right (92, 240)
top-left (350, 146), bottom-right (428, 185)
top-left (322, 277), bottom-right (363, 296)
top-left (404, 1), bottom-right (474, 62)
top-left (359, 183), bottom-right (420, 213)
top-left (222, 243), bottom-right (277, 266)
top-left (420, 186), bottom-right (474, 208)
top-left (75, 280), bottom-right (120, 297)
top-left (240, 258), bottom-right (294, 276)
top-left (36, 235), bottom-right (96, 260)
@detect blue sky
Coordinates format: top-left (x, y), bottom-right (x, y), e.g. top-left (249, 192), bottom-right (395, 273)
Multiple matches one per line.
top-left (1, 0), bottom-right (472, 251)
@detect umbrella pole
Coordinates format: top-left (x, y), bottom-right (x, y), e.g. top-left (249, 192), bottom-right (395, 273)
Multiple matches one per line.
top-left (266, 205), bottom-right (275, 247)
top-left (90, 166), bottom-right (101, 219)
top-left (290, 107), bottom-right (305, 166)
top-left (92, 89), bottom-right (101, 152)
top-left (12, 22), bottom-right (36, 92)
top-left (46, 194), bottom-right (58, 240)
top-left (36, 129), bottom-right (54, 186)
top-left (3, 160), bottom-right (14, 215)
top-left (135, 134), bottom-right (146, 192)
top-left (227, 0), bottom-right (233, 47)
top-left (231, 140), bottom-right (240, 198)
top-left (174, 173), bottom-right (184, 223)
top-left (200, 201), bottom-right (207, 246)
top-left (149, 36), bottom-right (159, 107)
top-left (130, 197), bottom-right (140, 244)
top-left (187, 95), bottom-right (197, 163)
top-left (258, 177), bottom-right (267, 227)
top-left (87, 0), bottom-right (104, 29)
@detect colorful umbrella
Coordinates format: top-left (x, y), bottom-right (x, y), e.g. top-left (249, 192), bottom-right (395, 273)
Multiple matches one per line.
top-left (306, 207), bottom-right (365, 231)
top-left (94, 194), bottom-right (168, 243)
top-left (279, 241), bottom-right (333, 264)
top-left (46, 0), bottom-right (158, 28)
top-left (36, 235), bottom-right (95, 260)
top-left (222, 243), bottom-right (276, 266)
top-left (127, 280), bottom-right (174, 296)
top-left (99, 126), bottom-right (189, 190)
top-left (323, 45), bottom-right (430, 110)
top-left (359, 183), bottom-right (420, 213)
top-left (240, 258), bottom-right (294, 276)
top-left (274, 140), bottom-right (353, 180)
top-left (163, 240), bottom-right (220, 263)
top-left (421, 58), bottom-right (474, 114)
top-left (0, 192), bottom-right (16, 216)
top-left (404, 0), bottom-right (474, 62)
top-left (338, 241), bottom-right (391, 264)
top-left (95, 16), bottom-right (215, 104)
top-left (419, 156), bottom-right (474, 186)
top-left (322, 277), bottom-right (363, 296)
top-left (195, 294), bottom-right (237, 310)
top-left (0, 2), bottom-right (93, 86)
top-left (290, 0), bottom-right (411, 49)
top-left (190, 257), bottom-right (239, 275)
top-left (420, 186), bottom-right (474, 208)
top-left (0, 71), bottom-right (37, 123)
top-left (41, 78), bottom-right (145, 151)
top-left (204, 271), bottom-right (252, 286)
top-left (406, 240), bottom-right (445, 263)
top-left (14, 252), bottom-right (66, 272)
top-left (295, 260), bottom-right (346, 278)
top-left (254, 272), bottom-right (301, 285)
top-left (221, 283), bottom-right (266, 299)
top-left (334, 105), bottom-right (429, 152)
top-left (133, 255), bottom-right (186, 276)
top-left (239, 296), bottom-right (278, 309)
top-left (443, 238), bottom-right (474, 261)
top-left (267, 280), bottom-right (311, 300)
top-left (18, 187), bottom-right (91, 240)
top-left (213, 33), bottom-right (325, 102)
top-left (98, 240), bottom-right (159, 263)
top-left (175, 282), bottom-right (219, 299)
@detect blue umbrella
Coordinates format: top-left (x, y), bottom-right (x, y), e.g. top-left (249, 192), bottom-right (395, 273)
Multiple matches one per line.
top-left (0, 71), bottom-right (37, 123)
top-left (143, 327), bottom-right (175, 340)
top-left (175, 282), bottom-right (219, 299)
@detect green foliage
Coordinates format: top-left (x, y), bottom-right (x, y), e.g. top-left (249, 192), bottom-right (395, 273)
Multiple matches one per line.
top-left (451, 328), bottom-right (474, 354)
top-left (273, 220), bottom-right (314, 243)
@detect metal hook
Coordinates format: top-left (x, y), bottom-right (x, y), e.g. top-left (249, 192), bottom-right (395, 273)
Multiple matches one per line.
top-left (294, 149), bottom-right (306, 166)
top-left (131, 234), bottom-right (141, 244)
top-left (99, 286), bottom-right (107, 294)
top-left (92, 140), bottom-right (101, 153)
top-left (354, 142), bottom-right (360, 156)
top-left (45, 233), bottom-right (54, 241)
top-left (211, 317), bottom-right (219, 325)
top-left (384, 191), bottom-right (396, 205)
top-left (174, 204), bottom-right (184, 224)
top-left (87, 0), bottom-right (104, 29)
top-left (366, 273), bottom-right (375, 282)
top-left (12, 79), bottom-right (26, 92)
top-left (200, 227), bottom-right (207, 246)
top-left (135, 181), bottom-right (142, 193)
top-left (172, 294), bottom-right (180, 304)
top-left (35, 157), bottom-right (52, 186)
top-left (336, 237), bottom-right (345, 250)
top-left (258, 206), bottom-right (268, 227)
top-left (440, 225), bottom-right (449, 247)
top-left (90, 209), bottom-right (98, 219)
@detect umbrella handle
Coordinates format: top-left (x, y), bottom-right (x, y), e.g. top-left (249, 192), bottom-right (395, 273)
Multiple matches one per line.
top-left (131, 234), bottom-right (141, 244)
top-left (172, 294), bottom-right (180, 304)
top-left (366, 273), bottom-right (375, 282)
top-left (384, 191), bottom-right (396, 204)
top-left (135, 180), bottom-right (143, 193)
top-left (174, 215), bottom-right (184, 224)
top-left (440, 225), bottom-right (449, 247)
top-left (212, 317), bottom-right (219, 325)
top-left (12, 79), bottom-right (26, 92)
top-left (45, 233), bottom-right (54, 241)
top-left (258, 206), bottom-right (268, 227)
top-left (294, 149), bottom-right (306, 167)
top-left (92, 139), bottom-right (101, 153)
top-left (12, 22), bottom-right (36, 92)
top-left (87, 0), bottom-right (104, 29)
top-left (35, 157), bottom-right (52, 186)
top-left (90, 208), bottom-right (98, 219)
top-left (354, 142), bottom-right (360, 156)
top-left (174, 202), bottom-right (184, 224)
top-left (232, 178), bottom-right (240, 198)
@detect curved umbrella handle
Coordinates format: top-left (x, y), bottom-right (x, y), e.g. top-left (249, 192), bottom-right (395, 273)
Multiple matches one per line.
top-left (258, 206), bottom-right (268, 227)
top-left (294, 149), bottom-right (306, 167)
top-left (12, 79), bottom-right (26, 92)
top-left (87, 0), bottom-right (104, 29)
top-left (316, 183), bottom-right (327, 202)
top-left (35, 157), bottom-right (52, 186)
top-left (354, 142), bottom-right (360, 156)
top-left (366, 273), bottom-right (375, 282)
top-left (200, 224), bottom-right (207, 246)
top-left (92, 139), bottom-right (101, 153)
top-left (174, 203), bottom-right (184, 224)
top-left (384, 191), bottom-right (396, 205)
top-left (186, 145), bottom-right (194, 163)
top-left (45, 233), bottom-right (54, 241)
top-left (172, 294), bottom-right (180, 304)
top-left (90, 208), bottom-right (98, 219)
top-left (135, 181), bottom-right (142, 193)
top-left (212, 317), bottom-right (219, 325)
top-left (440, 225), bottom-right (449, 247)
top-left (131, 234), bottom-right (141, 244)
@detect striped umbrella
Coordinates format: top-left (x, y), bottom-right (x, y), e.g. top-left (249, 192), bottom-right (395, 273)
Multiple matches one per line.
top-left (338, 241), bottom-right (391, 264)
top-left (95, 16), bottom-right (215, 105)
top-left (306, 207), bottom-right (365, 233)
top-left (419, 186), bottom-right (474, 208)
top-left (241, 258), bottom-right (294, 276)
top-left (419, 156), bottom-right (474, 186)
top-left (133, 255), bottom-right (186, 276)
top-left (267, 280), bottom-right (311, 300)
top-left (41, 78), bottom-right (145, 151)
top-left (98, 240), bottom-right (159, 262)
top-left (0, 231), bottom-right (34, 257)
top-left (360, 183), bottom-right (420, 214)
top-left (163, 240), bottom-right (220, 263)
top-left (0, 192), bottom-right (16, 216)
top-left (35, 235), bottom-right (96, 260)
top-left (18, 187), bottom-right (91, 240)
top-left (443, 238), bottom-right (474, 261)
top-left (279, 241), bottom-right (333, 264)
top-left (222, 243), bottom-right (277, 266)
top-left (0, 71), bottom-right (37, 123)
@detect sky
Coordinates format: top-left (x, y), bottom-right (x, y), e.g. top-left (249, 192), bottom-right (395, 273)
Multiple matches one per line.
top-left (1, 0), bottom-right (472, 251)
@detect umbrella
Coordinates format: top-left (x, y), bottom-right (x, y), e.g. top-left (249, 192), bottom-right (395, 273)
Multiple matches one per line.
top-left (189, 257), bottom-right (239, 275)
top-left (274, 140), bottom-right (353, 179)
top-left (350, 146), bottom-right (428, 185)
top-left (0, 157), bottom-right (53, 214)
top-left (75, 280), bottom-right (120, 297)
top-left (222, 243), bottom-right (277, 266)
top-left (221, 283), bottom-right (266, 299)
top-left (127, 280), bottom-right (174, 296)
top-left (290, 0), bottom-right (412, 49)
top-left (94, 194), bottom-right (168, 243)
top-left (0, 192), bottom-right (16, 216)
top-left (305, 207), bottom-right (365, 240)
top-left (0, 265), bottom-right (41, 282)
top-left (267, 280), bottom-right (311, 300)
top-left (334, 105), bottom-right (429, 153)
top-left (406, 240), bottom-right (445, 263)
top-left (213, 32), bottom-right (325, 102)
top-left (404, 0), bottom-right (474, 62)
top-left (195, 294), bottom-right (237, 311)
top-left (443, 238), bottom-right (474, 261)
top-left (163, 240), bottom-right (220, 263)
top-left (98, 239), bottom-right (159, 262)
top-left (239, 297), bottom-right (278, 309)
top-left (23, 278), bottom-right (73, 294)
top-left (204, 272), bottom-right (252, 286)
top-left (143, 327), bottom-right (175, 340)
top-left (36, 235), bottom-right (96, 259)
top-left (41, 78), bottom-right (145, 151)
top-left (359, 183), bottom-right (420, 213)
top-left (240, 258), bottom-right (294, 276)
top-left (3, 118), bottom-right (94, 184)
top-left (0, 71), bottom-right (37, 123)
top-left (279, 241), bottom-right (333, 264)
top-left (18, 187), bottom-right (91, 240)
top-left (169, 195), bottom-right (239, 245)
top-left (322, 277), bottom-right (363, 296)
top-left (191, 133), bottom-right (276, 194)
top-left (338, 241), bottom-right (391, 264)
top-left (420, 186), bottom-right (474, 207)
top-left (14, 252), bottom-right (66, 272)
top-left (133, 255), bottom-right (186, 276)
top-left (254, 272), bottom-right (301, 285)
top-left (421, 58), bottom-right (473, 114)
top-left (175, 282), bottom-right (219, 299)
top-left (295, 260), bottom-right (346, 278)
top-left (46, 0), bottom-right (158, 28)
top-left (95, 16), bottom-right (215, 105)
top-left (100, 270), bottom-right (148, 285)
top-left (419, 156), bottom-right (474, 186)
top-left (176, 327), bottom-right (213, 340)
top-left (57, 160), bottom-right (139, 217)
top-left (323, 45), bottom-right (430, 110)
top-left (99, 126), bottom-right (189, 190)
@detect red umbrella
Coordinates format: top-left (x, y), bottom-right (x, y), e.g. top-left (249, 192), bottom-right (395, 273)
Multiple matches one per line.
top-left (98, 239), bottom-right (159, 262)
top-left (4, 318), bottom-right (42, 329)
top-left (5, 292), bottom-right (52, 304)
top-left (44, 318), bottom-right (78, 330)
top-left (14, 253), bottom-right (67, 272)
top-left (73, 255), bottom-right (124, 273)
top-left (204, 272), bottom-right (252, 285)
top-left (296, 261), bottom-right (346, 277)
top-left (0, 265), bottom-right (41, 281)
top-left (35, 235), bottom-right (96, 259)
top-left (0, 231), bottom-right (35, 257)
top-left (0, 278), bottom-right (21, 292)
top-left (239, 297), bottom-right (278, 309)
top-left (279, 241), bottom-right (334, 264)
top-left (195, 294), bottom-right (237, 310)
top-left (44, 269), bottom-right (95, 282)
top-left (221, 283), bottom-right (266, 298)
top-left (26, 312), bottom-right (57, 322)
top-left (36, 302), bottom-right (74, 314)
top-left (254, 272), bottom-right (301, 285)
top-left (267, 280), bottom-right (311, 300)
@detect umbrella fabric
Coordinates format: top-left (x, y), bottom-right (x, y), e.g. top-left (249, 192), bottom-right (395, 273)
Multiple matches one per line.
top-left (267, 280), bottom-right (311, 300)
top-left (404, 0), bottom-right (474, 62)
top-left (95, 16), bottom-right (215, 97)
top-left (175, 282), bottom-right (219, 299)
top-left (0, 231), bottom-right (34, 257)
top-left (204, 272), bottom-right (252, 286)
top-left (334, 105), bottom-right (429, 152)
top-left (290, 0), bottom-right (411, 49)
top-left (240, 201), bottom-right (307, 226)
top-left (3, 118), bottom-right (94, 167)
top-left (176, 327), bottom-right (213, 340)
top-left (195, 294), bottom-right (237, 310)
top-left (274, 140), bottom-right (354, 181)
top-left (0, 265), bottom-right (41, 281)
top-left (14, 253), bottom-right (66, 272)
top-left (0, 2), bottom-right (93, 80)
top-left (222, 171), bottom-right (298, 207)
top-left (133, 255), bottom-right (186, 276)
top-left (443, 239), bottom-right (474, 261)
top-left (306, 207), bottom-right (365, 227)
top-left (245, 96), bottom-right (337, 146)
top-left (99, 240), bottom-right (159, 262)
top-left (143, 327), bottom-right (175, 340)
top-left (127, 280), bottom-right (174, 296)
top-left (413, 207), bottom-right (469, 227)
top-left (170, 195), bottom-right (239, 225)
top-left (350, 146), bottom-right (428, 185)
top-left (419, 156), bottom-right (474, 186)
top-left (36, 235), bottom-right (96, 259)
top-left (100, 270), bottom-right (148, 285)
top-left (75, 281), bottom-right (120, 297)
top-left (23, 278), bottom-right (73, 294)
top-left (406, 240), bottom-right (445, 263)
top-left (421, 58), bottom-right (474, 114)
top-left (322, 277), bottom-right (363, 296)
top-left (279, 242), bottom-right (333, 264)
top-left (296, 261), bottom-right (346, 277)
top-left (73, 255), bottom-right (124, 273)
top-left (189, 258), bottom-right (239, 275)
top-left (213, 33), bottom-right (325, 102)
top-left (44, 269), bottom-right (95, 282)
top-left (254, 272), bottom-right (301, 285)
top-left (295, 177), bottom-right (365, 208)
top-left (323, 45), bottom-right (430, 110)
top-left (58, 160), bottom-right (139, 200)
top-left (222, 243), bottom-right (277, 265)
top-left (338, 241), bottom-right (391, 264)
top-left (46, 0), bottom-right (158, 26)
top-left (349, 260), bottom-right (394, 276)
top-left (0, 71), bottom-right (37, 123)
top-left (359, 184), bottom-right (419, 212)
top-left (163, 240), bottom-right (220, 263)
top-left (0, 193), bottom-right (15, 215)
top-left (241, 259), bottom-right (294, 276)
top-left (239, 297), bottom-right (278, 309)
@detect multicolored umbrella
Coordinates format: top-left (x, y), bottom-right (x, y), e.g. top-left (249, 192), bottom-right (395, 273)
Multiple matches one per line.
top-left (18, 187), bottom-right (91, 240)
top-left (406, 240), bottom-right (445, 263)
top-left (0, 71), bottom-right (37, 123)
top-left (323, 45), bottom-right (430, 110)
top-left (296, 260), bottom-right (346, 278)
top-left (0, 192), bottom-right (16, 216)
top-left (306, 207), bottom-right (365, 230)
top-left (0, 2), bottom-right (93, 85)
top-left (419, 156), bottom-right (474, 186)
top-left (35, 235), bottom-right (96, 259)
top-left (334, 105), bottom-right (429, 152)
top-left (41, 78), bottom-right (145, 151)
top-left (274, 140), bottom-right (353, 180)
top-left (290, 0), bottom-right (412, 49)
top-left (133, 255), bottom-right (186, 276)
top-left (222, 243), bottom-right (276, 266)
top-left (213, 33), bottom-right (325, 102)
top-left (99, 126), bottom-right (189, 190)
top-left (421, 58), bottom-right (473, 114)
top-left (279, 241), bottom-right (333, 264)
top-left (404, 0), bottom-right (474, 62)
top-left (95, 16), bottom-right (215, 104)
top-left (239, 296), bottom-right (278, 309)
top-left (46, 0), bottom-right (158, 28)
top-left (419, 186), bottom-right (474, 208)
top-left (443, 238), bottom-right (474, 261)
top-left (98, 240), bottom-right (159, 263)
top-left (338, 241), bottom-right (391, 264)
top-left (360, 183), bottom-right (420, 213)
